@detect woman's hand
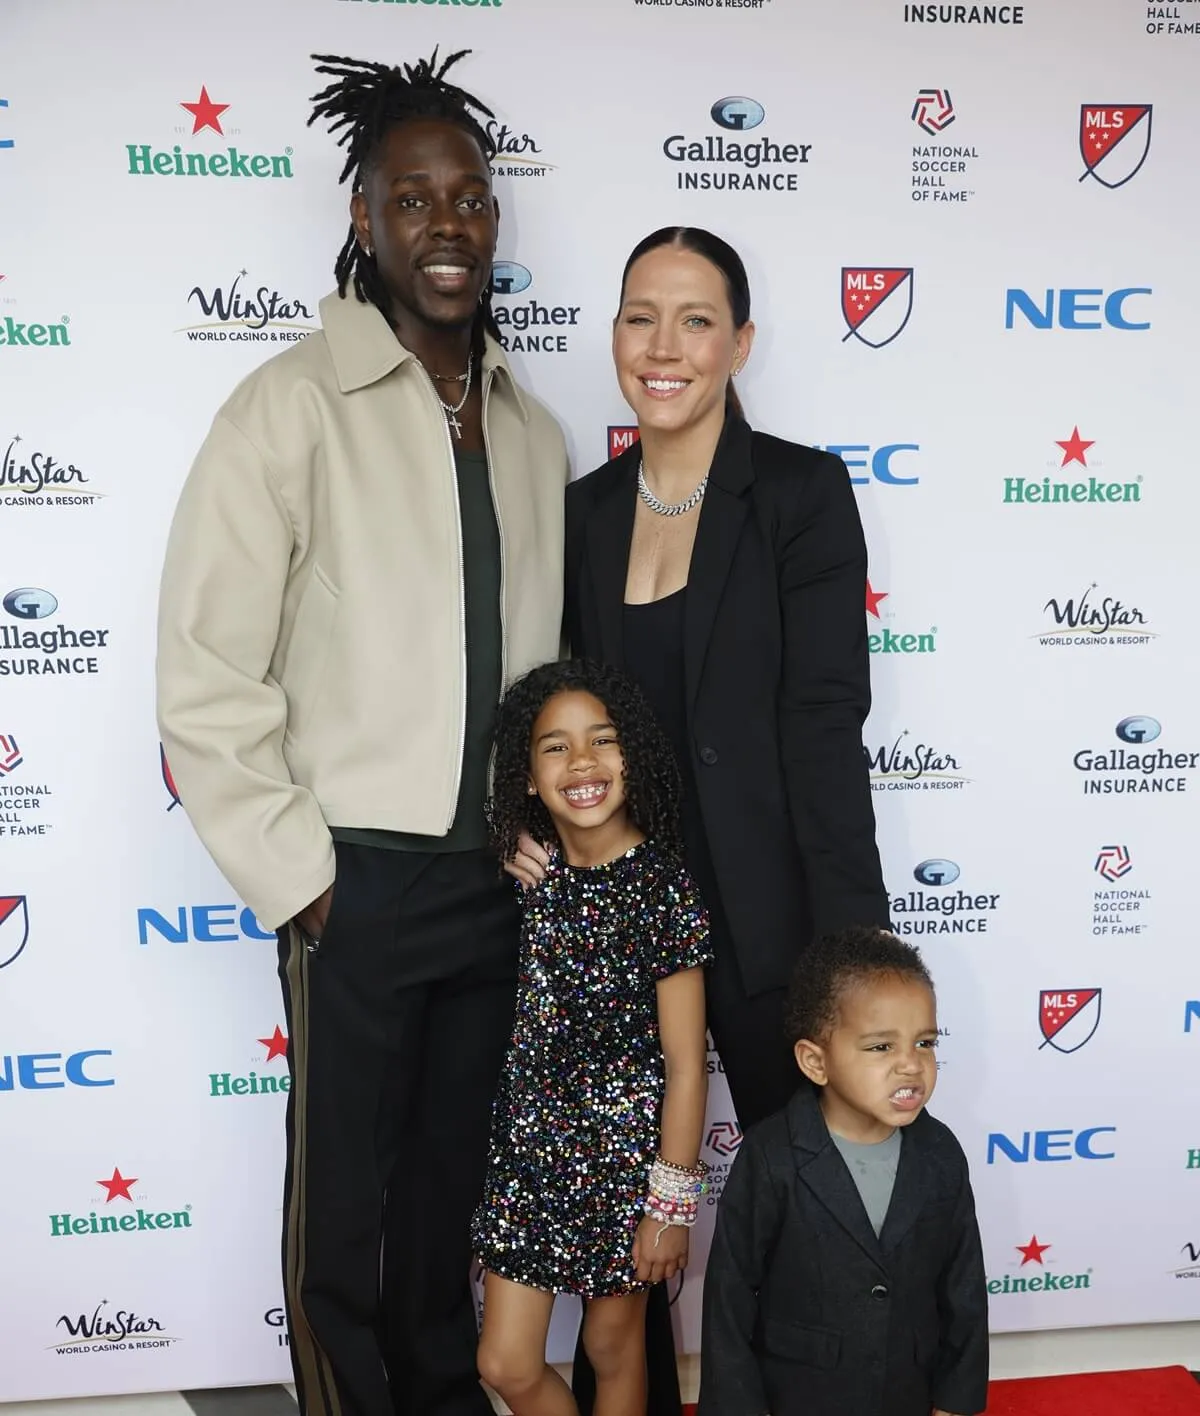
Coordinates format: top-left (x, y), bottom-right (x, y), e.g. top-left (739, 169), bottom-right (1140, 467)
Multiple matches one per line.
top-left (633, 1216), bottom-right (690, 1285)
top-left (503, 832), bottom-right (551, 891)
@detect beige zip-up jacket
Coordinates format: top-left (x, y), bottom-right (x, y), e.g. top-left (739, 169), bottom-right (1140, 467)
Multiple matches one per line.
top-left (157, 291), bottom-right (569, 930)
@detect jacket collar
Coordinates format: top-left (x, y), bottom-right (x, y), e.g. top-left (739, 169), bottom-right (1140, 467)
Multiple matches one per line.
top-left (784, 1085), bottom-right (933, 1266)
top-left (317, 290), bottom-right (529, 421)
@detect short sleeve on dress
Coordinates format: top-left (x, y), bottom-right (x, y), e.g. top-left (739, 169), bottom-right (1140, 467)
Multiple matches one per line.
top-left (643, 865), bottom-right (713, 981)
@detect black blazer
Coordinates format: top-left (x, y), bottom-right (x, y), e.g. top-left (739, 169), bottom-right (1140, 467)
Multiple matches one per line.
top-left (565, 416), bottom-right (889, 995)
top-left (698, 1088), bottom-right (989, 1416)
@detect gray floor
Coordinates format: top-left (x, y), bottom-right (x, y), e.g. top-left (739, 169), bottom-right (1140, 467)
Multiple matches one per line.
top-left (0, 1389), bottom-right (297, 1415)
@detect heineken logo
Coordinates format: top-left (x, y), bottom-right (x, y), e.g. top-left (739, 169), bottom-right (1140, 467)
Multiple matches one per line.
top-left (209, 1027), bottom-right (290, 1098)
top-left (0, 313), bottom-right (70, 347)
top-left (1006, 429), bottom-right (1142, 504)
top-left (987, 1235), bottom-right (1093, 1295)
top-left (127, 88), bottom-right (293, 180)
top-left (49, 1167), bottom-right (192, 1238)
top-left (866, 582), bottom-right (937, 655)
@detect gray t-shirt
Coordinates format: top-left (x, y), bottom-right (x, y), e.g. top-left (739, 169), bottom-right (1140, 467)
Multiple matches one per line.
top-left (830, 1128), bottom-right (902, 1237)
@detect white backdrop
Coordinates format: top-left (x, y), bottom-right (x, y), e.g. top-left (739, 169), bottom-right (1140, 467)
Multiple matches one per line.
top-left (2, 0), bottom-right (1199, 1401)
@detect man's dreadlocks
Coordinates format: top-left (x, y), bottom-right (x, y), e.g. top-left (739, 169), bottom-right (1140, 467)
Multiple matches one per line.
top-left (308, 50), bottom-right (502, 351)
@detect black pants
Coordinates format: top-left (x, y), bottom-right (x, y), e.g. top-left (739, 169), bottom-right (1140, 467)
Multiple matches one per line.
top-left (277, 843), bottom-right (519, 1416)
top-left (571, 880), bottom-right (797, 1414)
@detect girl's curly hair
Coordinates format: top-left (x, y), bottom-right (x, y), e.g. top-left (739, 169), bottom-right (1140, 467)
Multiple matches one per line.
top-left (489, 659), bottom-right (684, 863)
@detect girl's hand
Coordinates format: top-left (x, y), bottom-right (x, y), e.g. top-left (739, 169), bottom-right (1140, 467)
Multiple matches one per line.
top-left (633, 1217), bottom-right (690, 1285)
top-left (504, 832), bottom-right (551, 891)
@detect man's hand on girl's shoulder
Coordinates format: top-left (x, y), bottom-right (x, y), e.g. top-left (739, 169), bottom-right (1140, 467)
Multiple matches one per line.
top-left (504, 831), bottom-right (552, 891)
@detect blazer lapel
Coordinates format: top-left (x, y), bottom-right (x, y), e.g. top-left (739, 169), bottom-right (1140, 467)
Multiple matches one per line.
top-left (878, 1117), bottom-right (931, 1255)
top-left (787, 1090), bottom-right (885, 1269)
top-left (583, 462), bottom-right (637, 669)
top-left (683, 417), bottom-right (755, 712)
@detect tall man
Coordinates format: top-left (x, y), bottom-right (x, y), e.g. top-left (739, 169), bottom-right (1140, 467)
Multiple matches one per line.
top-left (157, 52), bottom-right (568, 1416)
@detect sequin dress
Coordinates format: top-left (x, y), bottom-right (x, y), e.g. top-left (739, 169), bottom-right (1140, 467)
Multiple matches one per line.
top-left (472, 840), bottom-right (711, 1297)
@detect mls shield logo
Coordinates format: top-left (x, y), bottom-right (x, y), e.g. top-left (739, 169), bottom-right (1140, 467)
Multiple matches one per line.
top-left (1039, 989), bottom-right (1102, 1054)
top-left (1079, 105), bottom-right (1152, 189)
top-left (0, 895), bottom-right (29, 970)
top-left (608, 425), bottom-right (640, 460)
top-left (160, 743), bottom-right (180, 811)
top-left (841, 269), bottom-right (914, 349)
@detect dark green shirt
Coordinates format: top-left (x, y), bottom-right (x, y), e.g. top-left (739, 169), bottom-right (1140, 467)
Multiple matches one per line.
top-left (332, 447), bottom-right (502, 854)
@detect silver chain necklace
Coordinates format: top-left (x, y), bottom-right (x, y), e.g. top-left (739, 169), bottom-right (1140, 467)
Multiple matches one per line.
top-left (422, 358), bottom-right (473, 439)
top-left (636, 458), bottom-right (708, 517)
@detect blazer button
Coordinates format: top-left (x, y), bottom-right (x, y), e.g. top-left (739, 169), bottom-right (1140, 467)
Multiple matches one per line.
top-left (699, 746), bottom-right (719, 766)
top-left (870, 1284), bottom-right (889, 1302)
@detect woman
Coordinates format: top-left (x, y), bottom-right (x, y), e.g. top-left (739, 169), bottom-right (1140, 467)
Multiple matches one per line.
top-left (509, 226), bottom-right (890, 1414)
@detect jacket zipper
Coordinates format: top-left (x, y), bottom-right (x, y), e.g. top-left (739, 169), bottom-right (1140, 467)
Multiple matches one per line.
top-left (481, 369), bottom-right (508, 692)
top-left (417, 364), bottom-right (468, 833)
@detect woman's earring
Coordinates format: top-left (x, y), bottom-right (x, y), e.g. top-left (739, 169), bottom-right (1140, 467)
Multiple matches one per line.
top-left (363, 241), bottom-right (374, 258)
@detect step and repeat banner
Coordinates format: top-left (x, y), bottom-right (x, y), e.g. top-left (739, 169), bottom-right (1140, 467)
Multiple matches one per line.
top-left (2, 0), bottom-right (1198, 1401)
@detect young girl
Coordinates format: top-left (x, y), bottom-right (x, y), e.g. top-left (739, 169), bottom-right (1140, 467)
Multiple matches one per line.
top-left (472, 659), bottom-right (712, 1416)
top-left (699, 926), bottom-right (988, 1416)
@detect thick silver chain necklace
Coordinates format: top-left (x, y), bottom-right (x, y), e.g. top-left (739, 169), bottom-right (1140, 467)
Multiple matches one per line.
top-left (636, 458), bottom-right (708, 517)
top-left (422, 358), bottom-right (473, 439)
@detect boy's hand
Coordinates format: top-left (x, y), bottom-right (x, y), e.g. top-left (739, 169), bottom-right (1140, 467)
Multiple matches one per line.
top-left (633, 1217), bottom-right (690, 1284)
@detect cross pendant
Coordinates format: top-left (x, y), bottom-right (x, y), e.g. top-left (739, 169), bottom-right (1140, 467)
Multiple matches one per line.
top-left (446, 410), bottom-right (463, 439)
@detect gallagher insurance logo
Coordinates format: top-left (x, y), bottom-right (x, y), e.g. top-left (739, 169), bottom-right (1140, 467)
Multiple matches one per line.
top-left (1039, 990), bottom-right (1102, 1053)
top-left (1, 432), bottom-right (100, 509)
top-left (866, 582), bottom-right (937, 656)
top-left (1079, 105), bottom-right (1152, 189)
top-left (866, 729), bottom-right (969, 792)
top-left (1074, 717), bottom-right (1198, 796)
top-left (126, 87), bottom-right (294, 181)
top-left (987, 1235), bottom-right (1093, 1297)
top-left (841, 269), bottom-right (915, 348)
top-left (52, 1300), bottom-right (177, 1357)
top-left (891, 859), bottom-right (999, 937)
top-left (490, 262), bottom-right (580, 355)
top-left (179, 271), bottom-right (316, 345)
top-left (50, 1168), bottom-right (193, 1239)
top-left (662, 96), bottom-right (811, 193)
top-left (1, 587), bottom-right (111, 678)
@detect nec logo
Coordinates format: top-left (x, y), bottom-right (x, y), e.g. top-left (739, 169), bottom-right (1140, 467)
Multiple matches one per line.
top-left (1186, 1001), bottom-right (1200, 1033)
top-left (1005, 287), bottom-right (1151, 331)
top-left (137, 905), bottom-right (275, 945)
top-left (987, 1126), bottom-right (1116, 1164)
top-left (0, 1050), bottom-right (114, 1091)
top-left (813, 444), bottom-right (919, 487)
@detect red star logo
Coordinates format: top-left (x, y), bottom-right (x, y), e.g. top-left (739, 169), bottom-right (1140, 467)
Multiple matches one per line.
top-left (259, 1026), bottom-right (289, 1062)
top-left (865, 581), bottom-right (889, 619)
top-left (1016, 1235), bottom-right (1051, 1266)
top-left (180, 86), bottom-right (230, 137)
top-left (96, 1167), bottom-right (138, 1203)
top-left (1055, 427), bottom-right (1095, 468)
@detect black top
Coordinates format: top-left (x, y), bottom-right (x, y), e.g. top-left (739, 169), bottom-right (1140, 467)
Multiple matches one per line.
top-left (333, 447), bottom-right (502, 854)
top-left (622, 588), bottom-right (718, 900)
top-left (566, 414), bottom-right (889, 995)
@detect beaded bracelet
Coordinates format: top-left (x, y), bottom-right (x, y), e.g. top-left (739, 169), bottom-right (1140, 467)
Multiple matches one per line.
top-left (643, 1155), bottom-right (710, 1244)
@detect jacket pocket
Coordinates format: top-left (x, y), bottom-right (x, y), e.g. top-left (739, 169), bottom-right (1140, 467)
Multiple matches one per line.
top-left (759, 1319), bottom-right (841, 1369)
top-left (281, 566), bottom-right (339, 741)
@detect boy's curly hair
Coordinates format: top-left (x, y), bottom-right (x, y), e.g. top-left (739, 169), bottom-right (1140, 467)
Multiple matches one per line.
top-left (785, 925), bottom-right (934, 1046)
top-left (489, 659), bottom-right (684, 863)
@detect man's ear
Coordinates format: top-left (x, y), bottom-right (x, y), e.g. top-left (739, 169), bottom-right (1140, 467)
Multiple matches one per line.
top-left (794, 1038), bottom-right (828, 1088)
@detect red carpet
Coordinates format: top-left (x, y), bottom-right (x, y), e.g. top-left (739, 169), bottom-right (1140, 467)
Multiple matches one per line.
top-left (682, 1365), bottom-right (1200, 1414)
